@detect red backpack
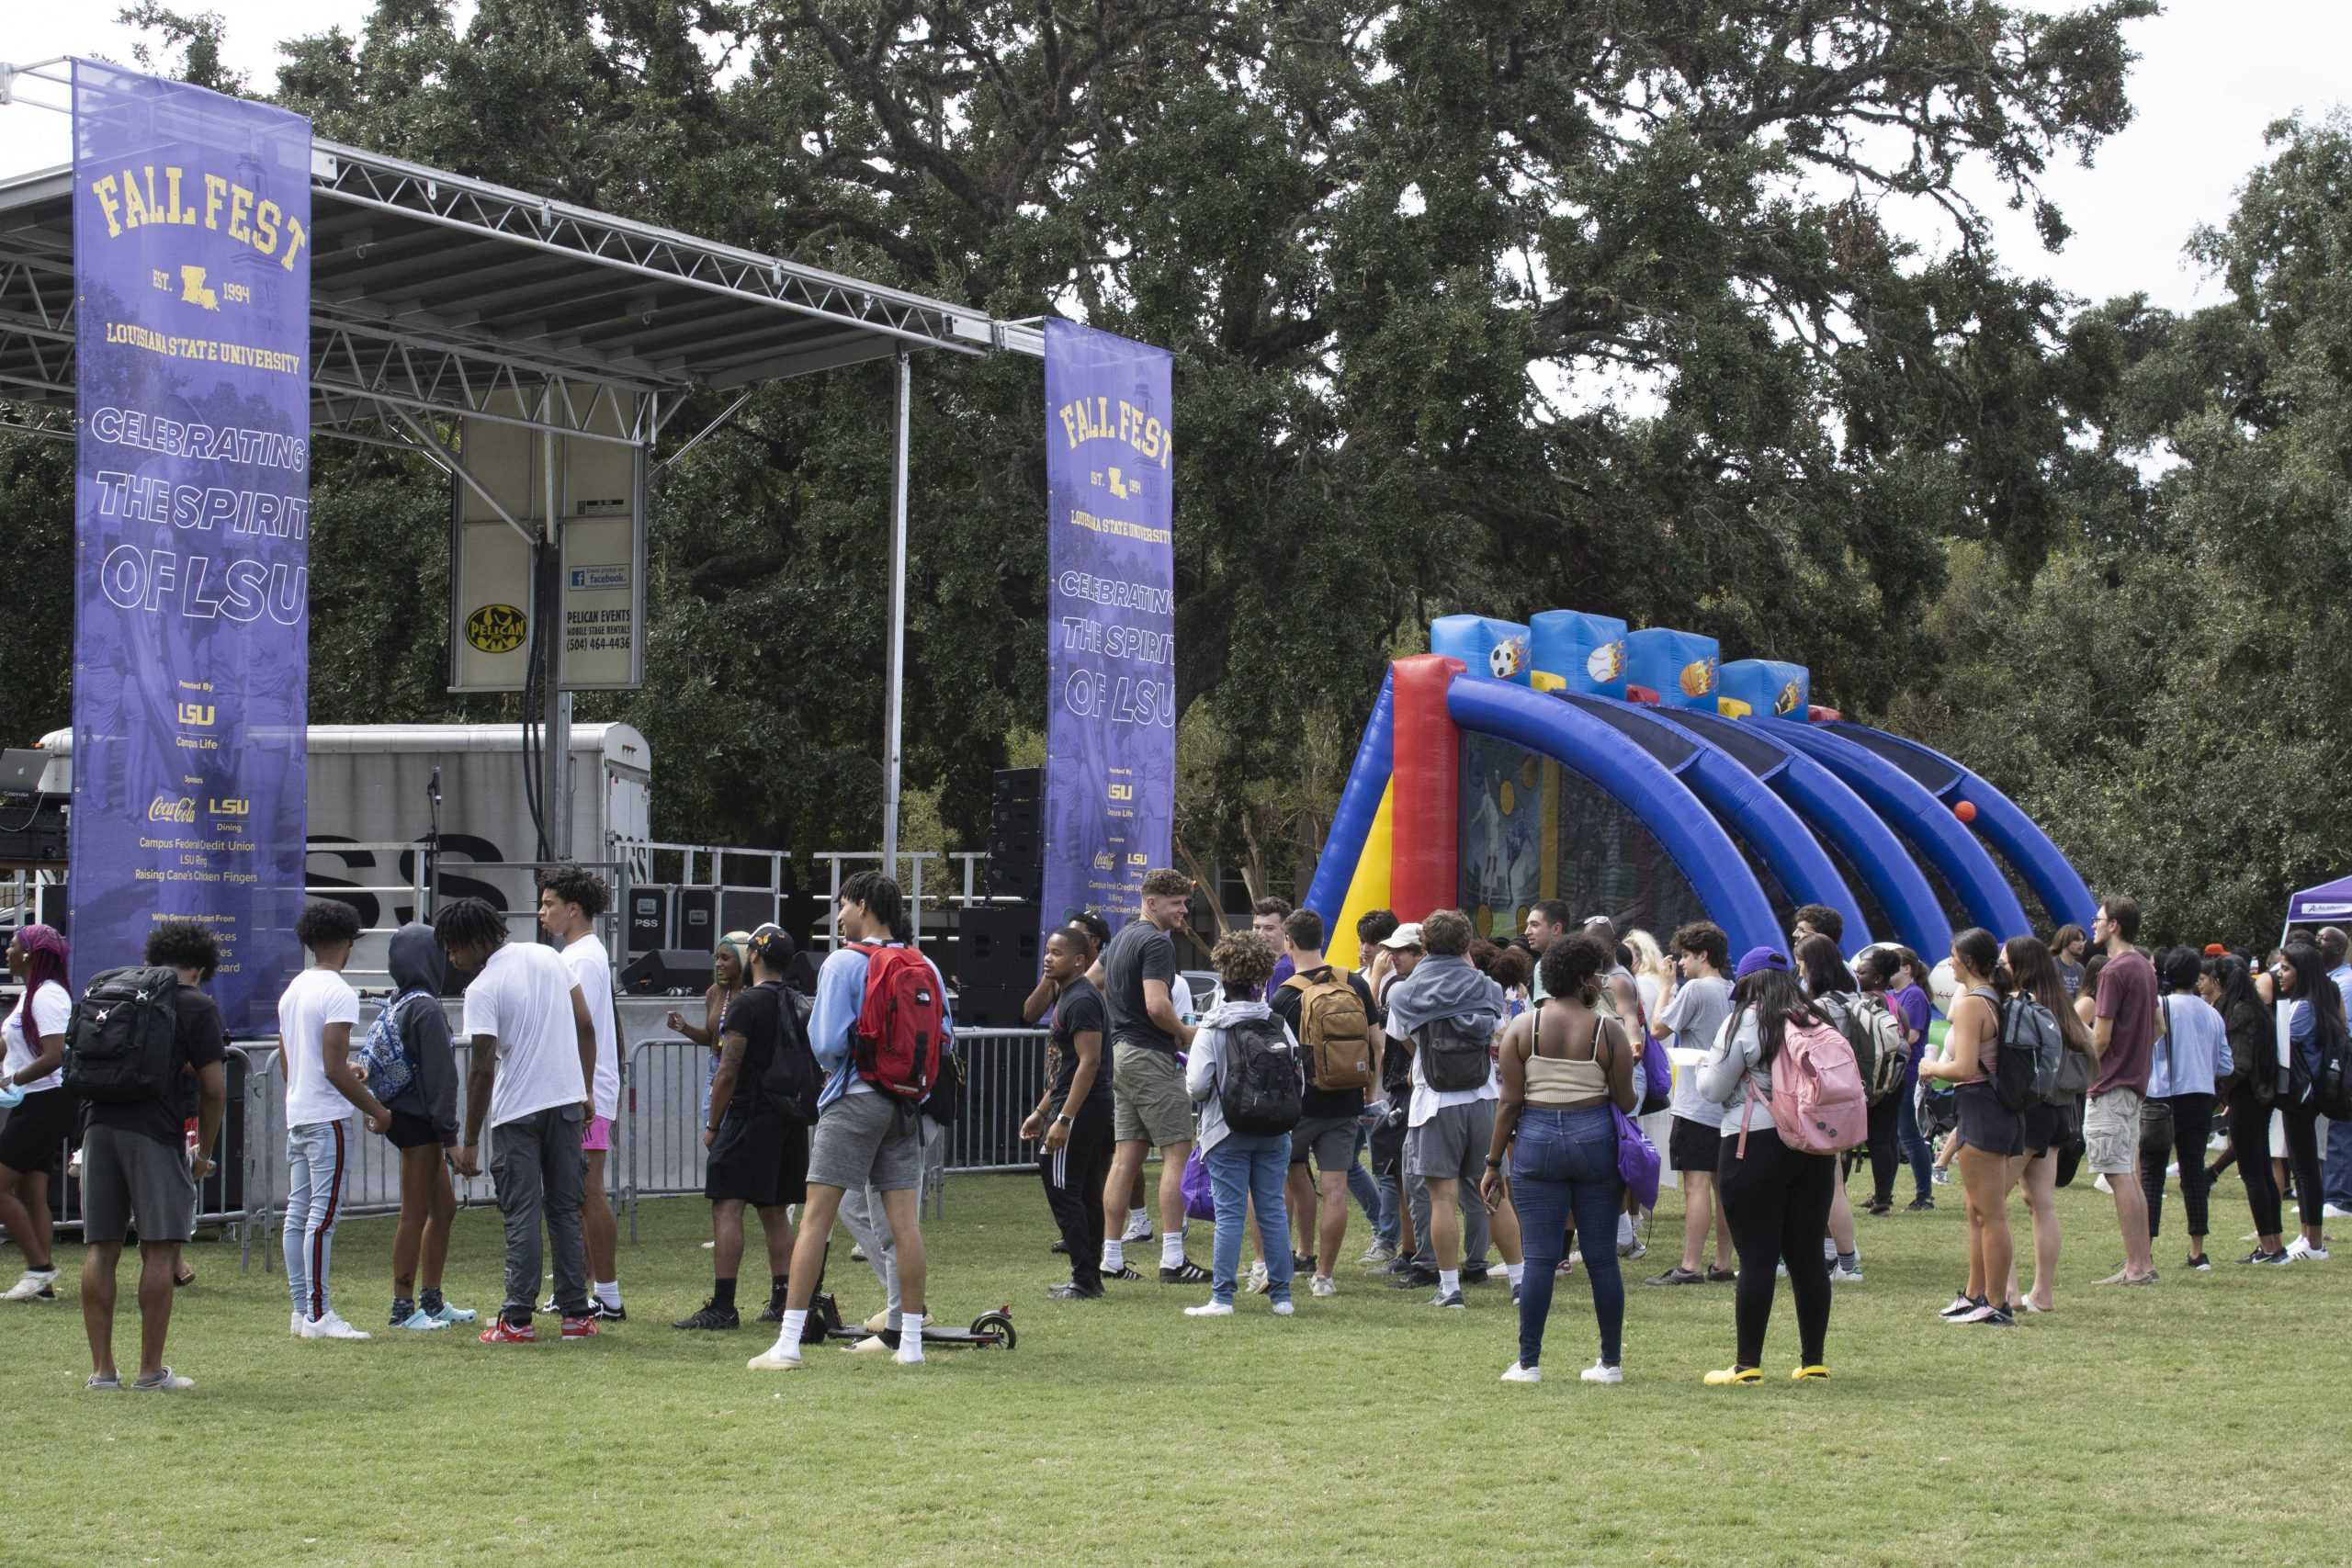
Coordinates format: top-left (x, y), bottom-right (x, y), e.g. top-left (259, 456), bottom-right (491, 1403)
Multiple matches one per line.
top-left (849, 943), bottom-right (945, 1105)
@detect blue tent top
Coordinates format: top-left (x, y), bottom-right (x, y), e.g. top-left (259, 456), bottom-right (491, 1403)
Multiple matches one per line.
top-left (2287, 874), bottom-right (2352, 926)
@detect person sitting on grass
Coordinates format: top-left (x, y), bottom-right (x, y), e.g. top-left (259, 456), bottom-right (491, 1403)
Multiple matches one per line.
top-left (1182, 931), bottom-right (1301, 1318)
top-left (80, 921), bottom-right (227, 1392)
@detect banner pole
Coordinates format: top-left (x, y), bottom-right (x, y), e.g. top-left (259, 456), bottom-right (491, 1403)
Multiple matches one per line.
top-left (882, 348), bottom-right (911, 873)
top-left (542, 419), bottom-right (571, 865)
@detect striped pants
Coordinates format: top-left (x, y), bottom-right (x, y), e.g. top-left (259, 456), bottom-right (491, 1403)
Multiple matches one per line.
top-left (284, 1121), bottom-right (350, 1324)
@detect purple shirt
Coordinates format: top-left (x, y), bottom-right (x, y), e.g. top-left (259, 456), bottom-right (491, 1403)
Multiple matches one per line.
top-left (1270, 953), bottom-right (1295, 994)
top-left (1894, 985), bottom-right (1931, 1068)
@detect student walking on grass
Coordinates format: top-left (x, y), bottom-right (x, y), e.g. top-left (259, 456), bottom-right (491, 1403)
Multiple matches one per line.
top-left (1697, 950), bottom-right (1838, 1385)
top-left (751, 872), bottom-right (949, 1371)
top-left (435, 897), bottom-right (603, 1344)
top-left (0, 924), bottom-right (74, 1303)
top-left (1023, 923), bottom-right (1114, 1301)
top-left (279, 899), bottom-right (390, 1342)
top-left (2142, 947), bottom-right (2231, 1271)
top-left (1918, 929), bottom-right (2021, 1327)
top-left (1271, 908), bottom-right (1384, 1299)
top-left (368, 923), bottom-right (476, 1331)
top-left (1182, 931), bottom-right (1302, 1317)
top-left (80, 922), bottom-right (227, 1391)
top-left (1485, 933), bottom-right (1638, 1384)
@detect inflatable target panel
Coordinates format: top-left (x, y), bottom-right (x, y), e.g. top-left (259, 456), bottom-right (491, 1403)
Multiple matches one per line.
top-left (1530, 609), bottom-right (1629, 699)
top-left (1721, 660), bottom-right (1810, 722)
top-left (1623, 627), bottom-right (1721, 712)
top-left (1431, 614), bottom-right (1534, 687)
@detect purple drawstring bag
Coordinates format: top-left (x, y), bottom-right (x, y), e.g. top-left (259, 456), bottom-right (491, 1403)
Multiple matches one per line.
top-left (1182, 1145), bottom-right (1216, 1221)
top-left (1612, 1103), bottom-right (1661, 1211)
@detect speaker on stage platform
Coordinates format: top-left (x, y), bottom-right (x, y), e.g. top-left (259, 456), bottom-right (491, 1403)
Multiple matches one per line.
top-left (956, 903), bottom-right (1041, 993)
top-left (987, 767), bottom-right (1044, 900)
top-left (620, 947), bottom-right (717, 996)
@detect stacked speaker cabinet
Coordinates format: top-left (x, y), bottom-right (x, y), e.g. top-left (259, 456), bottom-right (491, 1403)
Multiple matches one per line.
top-left (956, 902), bottom-right (1041, 1028)
top-left (988, 767), bottom-right (1043, 902)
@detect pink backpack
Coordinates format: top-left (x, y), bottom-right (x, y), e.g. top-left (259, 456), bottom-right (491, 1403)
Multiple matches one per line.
top-left (1736, 1013), bottom-right (1868, 1157)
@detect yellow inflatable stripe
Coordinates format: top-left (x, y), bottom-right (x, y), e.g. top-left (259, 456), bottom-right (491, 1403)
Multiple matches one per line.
top-left (1326, 780), bottom-right (1394, 972)
top-left (1716, 696), bottom-right (1752, 718)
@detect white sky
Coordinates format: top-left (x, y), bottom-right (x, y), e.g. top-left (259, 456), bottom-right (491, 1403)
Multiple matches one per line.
top-left (4, 0), bottom-right (2346, 318)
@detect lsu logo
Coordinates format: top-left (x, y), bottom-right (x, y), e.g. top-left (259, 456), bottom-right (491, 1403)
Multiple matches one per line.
top-left (148, 795), bottom-right (197, 824)
top-left (209, 797), bottom-right (250, 817)
top-left (1108, 783), bottom-right (1134, 802)
top-left (176, 703), bottom-right (214, 727)
top-left (466, 604), bottom-right (526, 654)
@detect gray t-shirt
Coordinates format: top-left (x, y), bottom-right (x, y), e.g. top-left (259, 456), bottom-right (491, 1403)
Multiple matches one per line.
top-left (1658, 975), bottom-right (1733, 1129)
top-left (1103, 919), bottom-right (1179, 1053)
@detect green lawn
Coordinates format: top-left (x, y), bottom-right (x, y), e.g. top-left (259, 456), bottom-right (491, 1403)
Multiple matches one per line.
top-left (12, 1168), bottom-right (2348, 1566)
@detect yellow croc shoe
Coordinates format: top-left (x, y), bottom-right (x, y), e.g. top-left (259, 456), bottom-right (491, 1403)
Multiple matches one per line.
top-left (1702, 1365), bottom-right (1762, 1386)
top-left (1792, 1364), bottom-right (1830, 1382)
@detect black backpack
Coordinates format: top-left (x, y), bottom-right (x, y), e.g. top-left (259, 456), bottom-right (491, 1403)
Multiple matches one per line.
top-left (757, 982), bottom-right (822, 1126)
top-left (1415, 1013), bottom-right (1493, 1093)
top-left (2310, 1010), bottom-right (2352, 1122)
top-left (1218, 1015), bottom-right (1303, 1135)
top-left (1992, 994), bottom-right (2061, 1113)
top-left (63, 965), bottom-right (181, 1104)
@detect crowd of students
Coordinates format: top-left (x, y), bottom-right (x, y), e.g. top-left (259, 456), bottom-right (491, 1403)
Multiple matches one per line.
top-left (6, 866), bottom-right (2346, 1393)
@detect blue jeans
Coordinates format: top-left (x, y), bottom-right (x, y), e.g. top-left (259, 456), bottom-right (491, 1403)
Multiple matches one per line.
top-left (2324, 1119), bottom-right (2352, 1211)
top-left (1347, 1120), bottom-right (1384, 1234)
top-left (1509, 1106), bottom-right (1623, 1370)
top-left (284, 1120), bottom-right (352, 1323)
top-left (1894, 1060), bottom-right (1933, 1200)
top-left (1206, 1133), bottom-right (1294, 1304)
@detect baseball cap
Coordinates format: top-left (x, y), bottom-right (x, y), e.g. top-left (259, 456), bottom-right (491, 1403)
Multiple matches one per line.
top-left (1733, 946), bottom-right (1790, 981)
top-left (1381, 922), bottom-right (1424, 950)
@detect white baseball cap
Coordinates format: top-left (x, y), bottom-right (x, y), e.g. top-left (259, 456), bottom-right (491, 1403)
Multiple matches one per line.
top-left (1381, 922), bottom-right (1424, 949)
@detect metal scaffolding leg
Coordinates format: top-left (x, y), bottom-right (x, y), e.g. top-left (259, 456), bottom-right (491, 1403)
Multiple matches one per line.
top-left (881, 348), bottom-right (910, 873)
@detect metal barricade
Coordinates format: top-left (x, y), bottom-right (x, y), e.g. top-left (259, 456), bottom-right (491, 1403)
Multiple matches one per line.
top-left (621, 1037), bottom-right (713, 1241)
top-left (941, 1029), bottom-right (1052, 1174)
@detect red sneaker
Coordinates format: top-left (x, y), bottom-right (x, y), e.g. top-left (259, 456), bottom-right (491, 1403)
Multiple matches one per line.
top-left (560, 1314), bottom-right (600, 1340)
top-left (479, 1319), bottom-right (537, 1344)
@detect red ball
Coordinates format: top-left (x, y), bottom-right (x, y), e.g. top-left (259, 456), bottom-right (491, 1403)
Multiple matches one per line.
top-left (1953, 799), bottom-right (1977, 824)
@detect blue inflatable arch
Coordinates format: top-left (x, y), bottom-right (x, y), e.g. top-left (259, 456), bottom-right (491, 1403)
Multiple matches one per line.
top-left (1649, 707), bottom-right (1952, 961)
top-left (1760, 718), bottom-right (2031, 941)
top-left (1820, 722), bottom-right (2096, 933)
top-left (1446, 678), bottom-right (1781, 957)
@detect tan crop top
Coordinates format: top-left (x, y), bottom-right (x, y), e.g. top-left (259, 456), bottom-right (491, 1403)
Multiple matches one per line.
top-left (1524, 1008), bottom-right (1611, 1106)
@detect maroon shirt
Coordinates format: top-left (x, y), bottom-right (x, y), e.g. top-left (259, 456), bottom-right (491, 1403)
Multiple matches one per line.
top-left (2092, 948), bottom-right (2159, 1097)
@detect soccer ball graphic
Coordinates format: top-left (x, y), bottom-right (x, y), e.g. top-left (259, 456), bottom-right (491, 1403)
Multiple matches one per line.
top-left (1488, 637), bottom-right (1528, 680)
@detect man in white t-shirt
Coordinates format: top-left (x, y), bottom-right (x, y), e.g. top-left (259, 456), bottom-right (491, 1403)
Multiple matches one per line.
top-left (437, 897), bottom-right (600, 1344)
top-left (278, 900), bottom-right (390, 1341)
top-left (537, 869), bottom-right (625, 1320)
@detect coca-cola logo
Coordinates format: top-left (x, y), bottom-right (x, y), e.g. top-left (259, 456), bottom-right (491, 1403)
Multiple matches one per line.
top-left (148, 794), bottom-right (197, 824)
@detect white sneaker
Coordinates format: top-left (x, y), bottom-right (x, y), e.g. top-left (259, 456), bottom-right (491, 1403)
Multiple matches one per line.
top-left (2094, 1174), bottom-right (2113, 1193)
top-left (1183, 1300), bottom-right (1235, 1317)
top-left (1270, 1300), bottom-right (1295, 1316)
top-left (289, 1311), bottom-right (304, 1337)
top-left (1580, 1360), bottom-right (1623, 1384)
top-left (894, 1346), bottom-right (924, 1366)
top-left (849, 1244), bottom-right (867, 1262)
top-left (1244, 1259), bottom-right (1270, 1294)
top-left (2286, 1237), bottom-right (2330, 1261)
top-left (1830, 1262), bottom-right (1864, 1284)
top-left (1, 1269), bottom-right (59, 1303)
top-left (2324, 1204), bottom-right (2352, 1221)
top-left (1500, 1362), bottom-right (1542, 1384)
top-left (842, 1334), bottom-right (892, 1354)
top-left (300, 1312), bottom-right (372, 1340)
top-left (1309, 1275), bottom-right (1338, 1298)
top-left (747, 1342), bottom-right (804, 1371)
top-left (1122, 1215), bottom-right (1156, 1244)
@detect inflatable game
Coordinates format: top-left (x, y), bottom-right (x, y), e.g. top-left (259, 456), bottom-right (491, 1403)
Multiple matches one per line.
top-left (1306, 612), bottom-right (2094, 969)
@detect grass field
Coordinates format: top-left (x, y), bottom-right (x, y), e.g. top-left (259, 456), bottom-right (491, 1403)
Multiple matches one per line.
top-left (12, 1167), bottom-right (2350, 1566)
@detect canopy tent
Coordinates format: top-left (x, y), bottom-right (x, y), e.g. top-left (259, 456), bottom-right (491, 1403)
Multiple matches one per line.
top-left (2285, 874), bottom-right (2352, 938)
top-left (0, 55), bottom-right (1044, 866)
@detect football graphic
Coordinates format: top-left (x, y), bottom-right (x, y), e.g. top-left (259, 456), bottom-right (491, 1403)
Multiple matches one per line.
top-left (1774, 680), bottom-right (1802, 716)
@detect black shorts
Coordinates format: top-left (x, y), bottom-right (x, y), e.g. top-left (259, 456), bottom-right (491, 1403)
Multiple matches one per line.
top-left (706, 1110), bottom-right (809, 1208)
top-left (0, 1087), bottom-right (74, 1177)
top-left (1668, 1115), bottom-right (1721, 1174)
top-left (1956, 1082), bottom-right (2025, 1157)
top-left (2020, 1100), bottom-right (2066, 1158)
top-left (385, 1111), bottom-right (445, 1151)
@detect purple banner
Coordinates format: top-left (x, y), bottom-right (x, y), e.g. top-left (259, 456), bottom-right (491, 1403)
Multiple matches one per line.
top-left (71, 60), bottom-right (312, 1033)
top-left (1041, 321), bottom-right (1175, 939)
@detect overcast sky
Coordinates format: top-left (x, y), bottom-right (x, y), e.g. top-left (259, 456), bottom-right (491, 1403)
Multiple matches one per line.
top-left (5, 1), bottom-right (2346, 315)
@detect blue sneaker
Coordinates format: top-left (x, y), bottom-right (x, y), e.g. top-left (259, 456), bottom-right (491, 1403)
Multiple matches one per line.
top-left (427, 1302), bottom-right (479, 1325)
top-left (395, 1308), bottom-right (450, 1332)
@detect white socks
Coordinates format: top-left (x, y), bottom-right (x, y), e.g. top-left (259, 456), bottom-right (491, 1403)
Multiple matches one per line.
top-left (1505, 1261), bottom-right (1524, 1290)
top-left (1159, 1230), bottom-right (1186, 1269)
top-left (1102, 1239), bottom-right (1125, 1271)
top-left (896, 1312), bottom-right (924, 1363)
top-left (1129, 1206), bottom-right (1148, 1232)
top-left (1439, 1269), bottom-right (1460, 1295)
top-left (595, 1281), bottom-right (621, 1309)
top-left (775, 1310), bottom-right (807, 1360)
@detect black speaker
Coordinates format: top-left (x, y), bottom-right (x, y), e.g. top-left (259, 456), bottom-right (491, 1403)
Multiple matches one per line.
top-left (953, 983), bottom-right (1033, 1030)
top-left (956, 903), bottom-right (1041, 992)
top-left (626, 887), bottom-right (668, 955)
top-left (620, 947), bottom-right (716, 996)
top-left (991, 766), bottom-right (1041, 805)
top-left (674, 888), bottom-right (717, 948)
top-left (987, 768), bottom-right (1044, 899)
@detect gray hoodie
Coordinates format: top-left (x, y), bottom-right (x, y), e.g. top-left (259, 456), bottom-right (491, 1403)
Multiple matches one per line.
top-left (1184, 998), bottom-right (1299, 1156)
top-left (386, 922), bottom-right (459, 1145)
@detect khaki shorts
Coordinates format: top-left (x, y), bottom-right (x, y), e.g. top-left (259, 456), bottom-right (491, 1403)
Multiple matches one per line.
top-left (1113, 1042), bottom-right (1194, 1148)
top-left (2083, 1088), bottom-right (2143, 1176)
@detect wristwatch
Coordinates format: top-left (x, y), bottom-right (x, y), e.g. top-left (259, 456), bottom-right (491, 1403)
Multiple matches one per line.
top-left (1053, 1113), bottom-right (1074, 1127)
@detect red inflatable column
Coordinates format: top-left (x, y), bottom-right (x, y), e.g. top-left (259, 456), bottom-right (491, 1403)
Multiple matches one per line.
top-left (1389, 654), bottom-right (1464, 921)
